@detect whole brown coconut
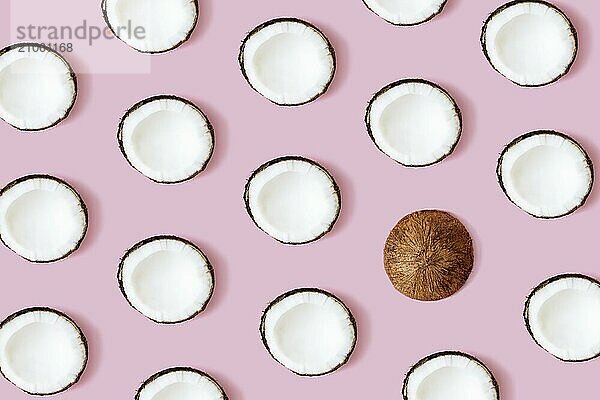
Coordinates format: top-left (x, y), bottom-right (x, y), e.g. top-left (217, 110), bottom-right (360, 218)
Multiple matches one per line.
top-left (384, 210), bottom-right (473, 301)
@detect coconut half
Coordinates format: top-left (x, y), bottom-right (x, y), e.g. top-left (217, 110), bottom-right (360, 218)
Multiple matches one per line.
top-left (384, 210), bottom-right (473, 301)
top-left (0, 307), bottom-right (88, 396)
top-left (362, 0), bottom-right (448, 26)
top-left (525, 274), bottom-right (600, 362)
top-left (0, 175), bottom-right (88, 263)
top-left (366, 79), bottom-right (462, 167)
top-left (101, 0), bottom-right (198, 53)
top-left (118, 95), bottom-right (215, 184)
top-left (244, 156), bottom-right (341, 245)
top-left (118, 235), bottom-right (214, 324)
top-left (136, 367), bottom-right (227, 400)
top-left (0, 43), bottom-right (77, 131)
top-left (481, 0), bottom-right (577, 87)
top-left (497, 131), bottom-right (593, 218)
top-left (260, 288), bottom-right (357, 376)
top-left (403, 351), bottom-right (499, 400)
top-left (239, 18), bottom-right (336, 106)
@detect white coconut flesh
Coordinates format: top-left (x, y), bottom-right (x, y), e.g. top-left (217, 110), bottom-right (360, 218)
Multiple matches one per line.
top-left (526, 275), bottom-right (600, 361)
top-left (483, 1), bottom-right (576, 86)
top-left (0, 45), bottom-right (76, 130)
top-left (0, 176), bottom-right (87, 262)
top-left (404, 353), bottom-right (498, 400)
top-left (102, 0), bottom-right (198, 53)
top-left (0, 309), bottom-right (87, 395)
top-left (363, 0), bottom-right (447, 25)
top-left (368, 81), bottom-right (461, 166)
top-left (120, 237), bottom-right (214, 323)
top-left (120, 97), bottom-right (214, 183)
top-left (262, 289), bottom-right (356, 376)
top-left (138, 369), bottom-right (226, 400)
top-left (498, 132), bottom-right (592, 218)
top-left (246, 158), bottom-right (340, 244)
top-left (241, 19), bottom-right (335, 105)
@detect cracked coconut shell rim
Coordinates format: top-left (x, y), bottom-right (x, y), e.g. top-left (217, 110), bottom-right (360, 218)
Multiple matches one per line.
top-left (239, 18), bottom-right (336, 106)
top-left (0, 43), bottom-right (77, 131)
top-left (524, 274), bottom-right (600, 362)
top-left (260, 288), bottom-right (357, 376)
top-left (136, 367), bottom-right (228, 400)
top-left (244, 156), bottom-right (341, 245)
top-left (118, 95), bottom-right (215, 184)
top-left (366, 79), bottom-right (462, 167)
top-left (402, 351), bottom-right (499, 400)
top-left (384, 210), bottom-right (474, 301)
top-left (362, 0), bottom-right (449, 26)
top-left (481, 0), bottom-right (578, 87)
top-left (101, 0), bottom-right (198, 53)
top-left (497, 131), bottom-right (593, 218)
top-left (118, 236), bottom-right (215, 324)
top-left (0, 307), bottom-right (88, 396)
top-left (0, 175), bottom-right (88, 263)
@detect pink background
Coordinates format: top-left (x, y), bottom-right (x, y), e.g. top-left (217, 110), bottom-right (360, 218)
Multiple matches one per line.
top-left (1, 0), bottom-right (599, 398)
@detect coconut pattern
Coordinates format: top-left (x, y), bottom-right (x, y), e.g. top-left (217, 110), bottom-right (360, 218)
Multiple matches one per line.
top-left (0, 0), bottom-right (597, 398)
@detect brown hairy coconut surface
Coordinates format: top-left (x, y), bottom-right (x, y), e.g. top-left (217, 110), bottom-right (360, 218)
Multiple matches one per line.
top-left (384, 210), bottom-right (473, 301)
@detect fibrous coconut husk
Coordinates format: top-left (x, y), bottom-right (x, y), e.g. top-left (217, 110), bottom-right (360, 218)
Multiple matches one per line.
top-left (384, 210), bottom-right (473, 301)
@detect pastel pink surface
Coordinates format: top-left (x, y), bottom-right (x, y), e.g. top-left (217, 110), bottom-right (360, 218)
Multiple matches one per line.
top-left (0, 0), bottom-right (599, 398)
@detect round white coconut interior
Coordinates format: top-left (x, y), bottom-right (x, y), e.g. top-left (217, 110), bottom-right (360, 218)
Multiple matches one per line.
top-left (404, 353), bottom-right (498, 400)
top-left (483, 1), bottom-right (576, 86)
top-left (0, 176), bottom-right (87, 262)
top-left (0, 309), bottom-right (87, 395)
top-left (499, 133), bottom-right (592, 218)
top-left (241, 19), bottom-right (335, 105)
top-left (262, 290), bottom-right (356, 375)
top-left (246, 158), bottom-right (340, 244)
top-left (120, 97), bottom-right (213, 183)
top-left (363, 0), bottom-right (447, 25)
top-left (0, 45), bottom-right (76, 130)
top-left (120, 237), bottom-right (213, 323)
top-left (368, 81), bottom-right (461, 166)
top-left (527, 275), bottom-right (600, 361)
top-left (138, 369), bottom-right (225, 400)
top-left (103, 0), bottom-right (197, 53)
